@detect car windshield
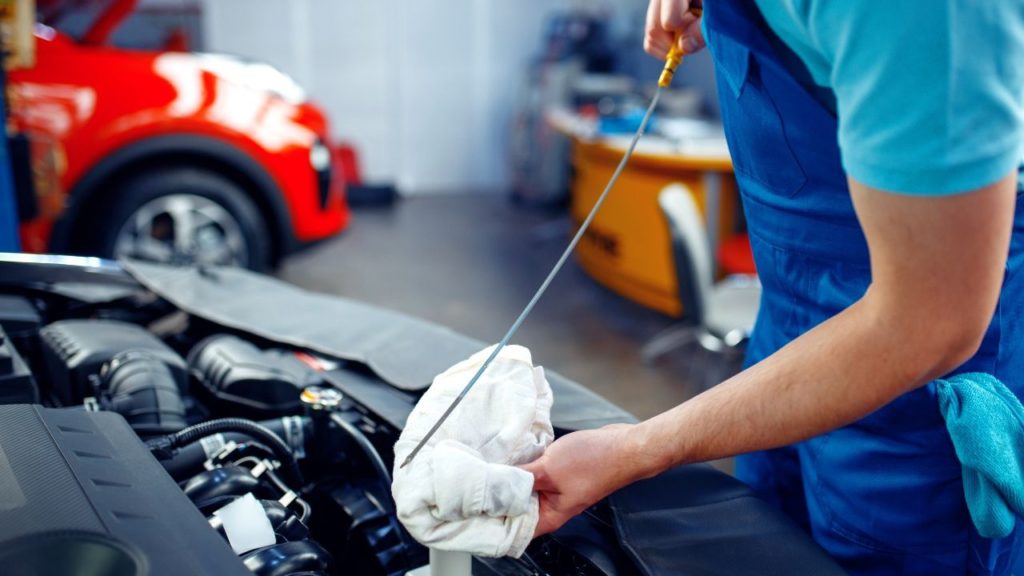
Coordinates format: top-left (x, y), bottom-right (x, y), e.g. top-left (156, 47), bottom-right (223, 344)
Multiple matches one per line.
top-left (36, 0), bottom-right (200, 51)
top-left (38, 0), bottom-right (114, 41)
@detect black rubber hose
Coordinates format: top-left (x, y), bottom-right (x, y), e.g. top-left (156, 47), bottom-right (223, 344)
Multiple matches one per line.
top-left (156, 417), bottom-right (311, 480)
top-left (148, 418), bottom-right (304, 486)
top-left (100, 351), bottom-right (187, 435)
top-left (259, 466), bottom-right (312, 524)
top-left (241, 541), bottom-right (331, 576)
top-left (258, 499), bottom-right (310, 542)
top-left (182, 466), bottom-right (265, 503)
top-left (158, 433), bottom-right (267, 480)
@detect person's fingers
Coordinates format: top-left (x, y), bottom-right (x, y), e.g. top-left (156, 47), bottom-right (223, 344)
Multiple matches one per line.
top-left (645, 35), bottom-right (671, 59)
top-left (647, 5), bottom-right (705, 58)
top-left (645, 0), bottom-right (661, 38)
top-left (533, 515), bottom-right (559, 538)
top-left (533, 494), bottom-right (551, 537)
top-left (664, 11), bottom-right (704, 55)
top-left (660, 0), bottom-right (689, 33)
top-left (532, 495), bottom-right (568, 538)
top-left (644, 0), bottom-right (672, 58)
top-left (520, 459), bottom-right (540, 478)
top-left (681, 13), bottom-right (705, 53)
top-left (521, 458), bottom-right (556, 493)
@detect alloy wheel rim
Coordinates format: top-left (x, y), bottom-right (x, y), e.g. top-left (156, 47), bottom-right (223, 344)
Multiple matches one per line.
top-left (113, 194), bottom-right (249, 267)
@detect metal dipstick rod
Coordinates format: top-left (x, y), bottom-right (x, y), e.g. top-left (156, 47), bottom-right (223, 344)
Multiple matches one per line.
top-left (401, 37), bottom-right (692, 469)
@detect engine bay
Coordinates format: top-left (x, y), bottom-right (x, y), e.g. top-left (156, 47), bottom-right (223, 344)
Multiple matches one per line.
top-left (3, 307), bottom-right (424, 575)
top-left (0, 265), bottom-right (645, 576)
top-left (0, 257), bottom-right (846, 576)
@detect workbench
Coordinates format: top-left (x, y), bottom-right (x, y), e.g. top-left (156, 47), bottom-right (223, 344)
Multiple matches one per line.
top-left (549, 108), bottom-right (740, 317)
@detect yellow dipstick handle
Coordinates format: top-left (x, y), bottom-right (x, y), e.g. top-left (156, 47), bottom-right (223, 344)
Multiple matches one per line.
top-left (658, 7), bottom-right (703, 88)
top-left (658, 42), bottom-right (686, 88)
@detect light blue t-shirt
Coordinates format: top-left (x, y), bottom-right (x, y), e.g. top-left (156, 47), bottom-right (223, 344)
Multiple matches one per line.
top-left (752, 1), bottom-right (1024, 195)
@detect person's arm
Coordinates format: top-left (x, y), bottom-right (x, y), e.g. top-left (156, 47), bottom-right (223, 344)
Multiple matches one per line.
top-left (524, 173), bottom-right (1017, 537)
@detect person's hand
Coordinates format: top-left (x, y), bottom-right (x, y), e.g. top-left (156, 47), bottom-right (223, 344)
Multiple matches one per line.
top-left (521, 423), bottom-right (651, 537)
top-left (644, 0), bottom-right (705, 59)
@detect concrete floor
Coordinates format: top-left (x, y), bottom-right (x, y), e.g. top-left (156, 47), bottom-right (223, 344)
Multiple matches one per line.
top-left (279, 193), bottom-right (742, 421)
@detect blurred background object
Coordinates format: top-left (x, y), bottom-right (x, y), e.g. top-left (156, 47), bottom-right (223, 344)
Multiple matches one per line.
top-left (197, 0), bottom-right (721, 197)
top-left (4, 0), bottom-right (756, 438)
top-left (1, 0), bottom-right (35, 69)
top-left (0, 0), bottom-right (35, 252)
top-left (10, 0), bottom-right (351, 270)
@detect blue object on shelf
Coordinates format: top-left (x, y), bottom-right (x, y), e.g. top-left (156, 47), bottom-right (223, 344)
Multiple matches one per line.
top-left (599, 111), bottom-right (657, 135)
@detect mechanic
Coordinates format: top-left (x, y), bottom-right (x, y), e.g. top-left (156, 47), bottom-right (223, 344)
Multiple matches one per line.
top-left (524, 1), bottom-right (1024, 574)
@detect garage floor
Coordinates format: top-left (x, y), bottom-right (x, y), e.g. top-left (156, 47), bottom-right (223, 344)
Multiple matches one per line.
top-left (279, 193), bottom-right (743, 422)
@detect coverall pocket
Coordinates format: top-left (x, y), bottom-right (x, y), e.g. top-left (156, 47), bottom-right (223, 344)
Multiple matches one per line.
top-left (709, 33), bottom-right (807, 199)
top-left (801, 422), bottom-right (971, 572)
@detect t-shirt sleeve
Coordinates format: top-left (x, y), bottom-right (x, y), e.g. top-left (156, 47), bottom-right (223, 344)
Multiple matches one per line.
top-left (808, 2), bottom-right (1024, 195)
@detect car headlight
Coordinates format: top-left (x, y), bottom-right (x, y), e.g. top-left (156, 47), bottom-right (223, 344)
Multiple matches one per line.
top-left (309, 140), bottom-right (332, 172)
top-left (310, 139), bottom-right (334, 209)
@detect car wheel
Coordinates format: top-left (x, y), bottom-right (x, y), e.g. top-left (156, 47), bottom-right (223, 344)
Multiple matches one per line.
top-left (92, 168), bottom-right (271, 270)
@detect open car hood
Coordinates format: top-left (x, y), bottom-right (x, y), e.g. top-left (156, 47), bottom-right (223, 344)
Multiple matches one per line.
top-left (121, 260), bottom-right (636, 431)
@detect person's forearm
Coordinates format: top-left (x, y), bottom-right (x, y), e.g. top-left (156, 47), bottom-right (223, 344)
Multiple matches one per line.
top-left (626, 292), bottom-right (979, 480)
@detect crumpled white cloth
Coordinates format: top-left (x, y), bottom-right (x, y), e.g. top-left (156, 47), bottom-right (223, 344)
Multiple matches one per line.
top-left (392, 345), bottom-right (554, 558)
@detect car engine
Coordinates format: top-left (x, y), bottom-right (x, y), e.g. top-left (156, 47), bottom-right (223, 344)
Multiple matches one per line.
top-left (0, 259), bottom-right (847, 576)
top-left (0, 289), bottom-right (638, 576)
top-left (2, 307), bottom-right (431, 575)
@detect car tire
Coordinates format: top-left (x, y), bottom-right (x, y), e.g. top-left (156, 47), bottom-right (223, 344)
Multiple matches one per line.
top-left (90, 167), bottom-right (272, 271)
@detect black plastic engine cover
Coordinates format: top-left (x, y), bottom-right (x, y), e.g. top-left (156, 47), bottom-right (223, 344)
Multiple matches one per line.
top-left (0, 325), bottom-right (36, 404)
top-left (0, 294), bottom-right (41, 339)
top-left (188, 334), bottom-right (320, 418)
top-left (0, 405), bottom-right (249, 576)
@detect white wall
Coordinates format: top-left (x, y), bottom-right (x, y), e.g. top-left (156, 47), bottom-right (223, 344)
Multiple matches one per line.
top-left (200, 1), bottom-right (675, 194)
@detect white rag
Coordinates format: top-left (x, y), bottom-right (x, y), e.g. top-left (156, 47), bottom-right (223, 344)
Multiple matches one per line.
top-left (392, 345), bottom-right (554, 558)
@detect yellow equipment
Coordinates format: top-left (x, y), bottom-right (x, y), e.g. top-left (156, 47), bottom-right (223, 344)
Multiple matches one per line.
top-left (570, 141), bottom-right (738, 317)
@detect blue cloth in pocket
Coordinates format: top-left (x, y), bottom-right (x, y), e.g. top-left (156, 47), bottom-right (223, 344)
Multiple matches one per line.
top-left (937, 373), bottom-right (1024, 539)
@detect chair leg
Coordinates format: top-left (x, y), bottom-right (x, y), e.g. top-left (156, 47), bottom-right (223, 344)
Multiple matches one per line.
top-left (697, 329), bottom-right (748, 357)
top-left (642, 325), bottom-right (699, 363)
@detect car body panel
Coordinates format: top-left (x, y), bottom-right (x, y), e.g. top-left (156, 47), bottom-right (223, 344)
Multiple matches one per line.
top-left (9, 25), bottom-right (349, 257)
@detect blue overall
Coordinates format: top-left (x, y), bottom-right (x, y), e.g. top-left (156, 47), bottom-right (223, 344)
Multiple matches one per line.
top-left (702, 1), bottom-right (1024, 573)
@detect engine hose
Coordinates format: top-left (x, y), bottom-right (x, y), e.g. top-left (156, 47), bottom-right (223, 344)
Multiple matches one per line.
top-left (294, 496), bottom-right (312, 525)
top-left (158, 433), bottom-right (267, 480)
top-left (241, 540), bottom-right (331, 576)
top-left (99, 350), bottom-right (187, 436)
top-left (260, 466), bottom-right (312, 524)
top-left (156, 417), bottom-right (311, 480)
top-left (183, 466), bottom-right (267, 503)
top-left (329, 413), bottom-right (391, 484)
top-left (148, 418), bottom-right (304, 486)
top-left (258, 499), bottom-right (311, 542)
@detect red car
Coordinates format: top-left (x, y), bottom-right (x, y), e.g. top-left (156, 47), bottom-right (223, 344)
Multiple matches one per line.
top-left (9, 0), bottom-right (350, 269)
